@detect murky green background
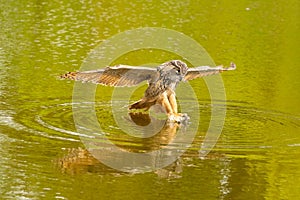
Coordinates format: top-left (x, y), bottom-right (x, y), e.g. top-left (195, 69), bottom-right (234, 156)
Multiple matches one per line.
top-left (0, 0), bottom-right (299, 199)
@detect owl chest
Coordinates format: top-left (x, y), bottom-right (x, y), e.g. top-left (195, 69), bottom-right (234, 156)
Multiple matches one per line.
top-left (146, 79), bottom-right (176, 98)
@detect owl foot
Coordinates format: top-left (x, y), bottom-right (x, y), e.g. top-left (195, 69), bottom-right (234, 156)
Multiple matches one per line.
top-left (168, 113), bottom-right (190, 123)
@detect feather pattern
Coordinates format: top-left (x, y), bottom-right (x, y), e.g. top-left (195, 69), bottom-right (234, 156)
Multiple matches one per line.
top-left (61, 65), bottom-right (157, 87)
top-left (184, 62), bottom-right (236, 81)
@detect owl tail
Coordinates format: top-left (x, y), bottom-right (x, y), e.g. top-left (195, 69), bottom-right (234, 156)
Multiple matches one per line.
top-left (129, 99), bottom-right (156, 111)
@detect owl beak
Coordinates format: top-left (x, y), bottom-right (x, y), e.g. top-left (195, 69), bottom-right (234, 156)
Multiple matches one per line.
top-left (179, 75), bottom-right (184, 81)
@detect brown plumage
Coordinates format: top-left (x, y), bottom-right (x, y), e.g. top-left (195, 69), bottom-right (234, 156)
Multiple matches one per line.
top-left (61, 60), bottom-right (236, 122)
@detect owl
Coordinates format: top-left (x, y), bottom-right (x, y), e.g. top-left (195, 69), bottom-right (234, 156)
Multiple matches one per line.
top-left (61, 60), bottom-right (236, 122)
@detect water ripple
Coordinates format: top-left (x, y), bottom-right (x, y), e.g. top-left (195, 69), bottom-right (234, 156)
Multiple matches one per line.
top-left (1, 99), bottom-right (299, 154)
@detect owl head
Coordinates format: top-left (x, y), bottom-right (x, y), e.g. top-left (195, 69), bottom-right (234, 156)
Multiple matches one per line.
top-left (157, 60), bottom-right (188, 82)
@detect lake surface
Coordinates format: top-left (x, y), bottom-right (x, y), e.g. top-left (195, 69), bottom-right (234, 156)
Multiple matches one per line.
top-left (0, 0), bottom-right (299, 199)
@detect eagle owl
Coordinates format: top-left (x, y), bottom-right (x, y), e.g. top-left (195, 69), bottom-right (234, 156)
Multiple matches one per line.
top-left (61, 60), bottom-right (236, 122)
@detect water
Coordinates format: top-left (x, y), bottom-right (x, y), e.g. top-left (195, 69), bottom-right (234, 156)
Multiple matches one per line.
top-left (1, 0), bottom-right (299, 199)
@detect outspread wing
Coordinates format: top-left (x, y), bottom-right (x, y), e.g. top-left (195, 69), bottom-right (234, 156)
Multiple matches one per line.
top-left (60, 65), bottom-right (157, 87)
top-left (184, 62), bottom-right (236, 81)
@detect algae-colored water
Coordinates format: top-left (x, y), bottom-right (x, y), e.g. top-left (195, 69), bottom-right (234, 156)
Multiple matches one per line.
top-left (0, 0), bottom-right (299, 199)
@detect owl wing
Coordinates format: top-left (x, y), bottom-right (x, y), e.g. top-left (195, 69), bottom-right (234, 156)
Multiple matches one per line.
top-left (184, 62), bottom-right (236, 81)
top-left (60, 65), bottom-right (157, 87)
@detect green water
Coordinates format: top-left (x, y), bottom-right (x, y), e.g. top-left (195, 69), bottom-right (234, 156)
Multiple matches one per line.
top-left (0, 0), bottom-right (299, 199)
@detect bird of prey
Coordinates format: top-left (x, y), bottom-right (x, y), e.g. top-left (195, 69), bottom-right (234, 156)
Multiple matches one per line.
top-left (61, 60), bottom-right (236, 122)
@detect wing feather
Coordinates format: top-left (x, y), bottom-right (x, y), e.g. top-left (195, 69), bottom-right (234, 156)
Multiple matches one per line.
top-left (184, 62), bottom-right (236, 81)
top-left (60, 65), bottom-right (157, 87)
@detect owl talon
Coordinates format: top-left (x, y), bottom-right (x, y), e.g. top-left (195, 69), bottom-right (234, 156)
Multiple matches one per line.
top-left (168, 113), bottom-right (190, 123)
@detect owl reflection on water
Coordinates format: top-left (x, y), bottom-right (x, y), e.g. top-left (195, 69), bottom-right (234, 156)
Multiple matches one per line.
top-left (61, 60), bottom-right (236, 122)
